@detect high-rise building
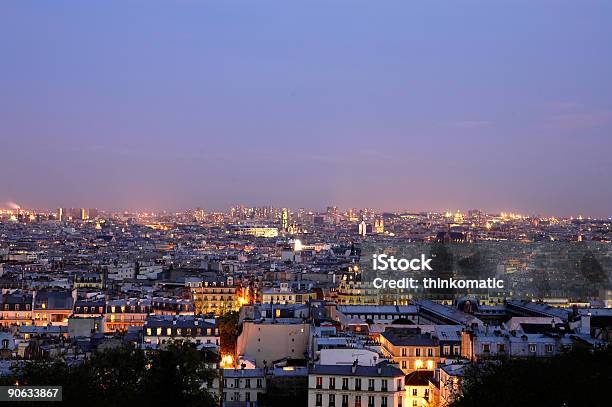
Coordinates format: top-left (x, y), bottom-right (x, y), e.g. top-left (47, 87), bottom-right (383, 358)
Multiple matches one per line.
top-left (374, 219), bottom-right (384, 234)
top-left (195, 207), bottom-right (206, 222)
top-left (358, 221), bottom-right (367, 237)
top-left (56, 208), bottom-right (64, 222)
top-left (88, 208), bottom-right (99, 219)
top-left (281, 208), bottom-right (289, 231)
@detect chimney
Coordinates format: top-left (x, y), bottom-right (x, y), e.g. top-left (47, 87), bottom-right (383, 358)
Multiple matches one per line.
top-left (351, 359), bottom-right (357, 373)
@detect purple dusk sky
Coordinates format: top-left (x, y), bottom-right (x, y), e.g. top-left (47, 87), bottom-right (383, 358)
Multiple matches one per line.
top-left (1, 1), bottom-right (611, 217)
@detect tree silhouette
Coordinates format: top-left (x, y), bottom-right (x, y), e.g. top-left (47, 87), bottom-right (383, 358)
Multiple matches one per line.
top-left (450, 346), bottom-right (612, 407)
top-left (1, 343), bottom-right (217, 407)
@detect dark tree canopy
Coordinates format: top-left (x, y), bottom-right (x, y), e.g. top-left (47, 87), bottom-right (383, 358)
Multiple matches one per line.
top-left (450, 346), bottom-right (612, 407)
top-left (1, 343), bottom-right (217, 407)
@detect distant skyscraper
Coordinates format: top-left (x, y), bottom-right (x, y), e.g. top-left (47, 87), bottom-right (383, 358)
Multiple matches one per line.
top-left (56, 208), bottom-right (64, 222)
top-left (374, 219), bottom-right (384, 234)
top-left (358, 221), bottom-right (367, 237)
top-left (195, 207), bottom-right (206, 222)
top-left (281, 208), bottom-right (289, 231)
top-left (80, 208), bottom-right (88, 220)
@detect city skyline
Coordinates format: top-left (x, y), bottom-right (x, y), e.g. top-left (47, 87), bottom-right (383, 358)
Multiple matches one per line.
top-left (2, 1), bottom-right (612, 217)
top-left (2, 200), bottom-right (609, 220)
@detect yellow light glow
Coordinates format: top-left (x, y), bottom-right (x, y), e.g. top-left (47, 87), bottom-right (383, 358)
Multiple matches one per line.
top-left (427, 360), bottom-right (434, 369)
top-left (221, 354), bottom-right (234, 367)
top-left (415, 359), bottom-right (424, 369)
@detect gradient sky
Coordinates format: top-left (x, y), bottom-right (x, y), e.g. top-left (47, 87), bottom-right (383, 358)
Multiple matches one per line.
top-left (1, 1), bottom-right (611, 217)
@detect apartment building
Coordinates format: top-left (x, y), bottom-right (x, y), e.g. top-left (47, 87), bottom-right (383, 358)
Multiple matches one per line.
top-left (143, 315), bottom-right (219, 348)
top-left (379, 328), bottom-right (440, 374)
top-left (190, 276), bottom-right (238, 316)
top-left (222, 368), bottom-right (266, 406)
top-left (308, 362), bottom-right (405, 407)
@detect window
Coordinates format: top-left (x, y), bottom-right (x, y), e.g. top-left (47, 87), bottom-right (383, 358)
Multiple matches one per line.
top-left (412, 388), bottom-right (418, 396)
top-left (402, 361), bottom-right (407, 369)
top-left (443, 345), bottom-right (450, 356)
top-left (245, 392), bottom-right (251, 402)
top-left (316, 394), bottom-right (322, 407)
top-left (415, 348), bottom-right (420, 357)
top-left (342, 378), bottom-right (349, 390)
top-left (354, 378), bottom-right (361, 391)
top-left (412, 400), bottom-right (418, 407)
top-left (498, 343), bottom-right (505, 353)
top-left (381, 396), bottom-right (388, 407)
top-left (368, 396), bottom-right (375, 407)
top-left (257, 379), bottom-right (263, 388)
top-left (401, 348), bottom-right (407, 357)
top-left (342, 394), bottom-right (349, 407)
top-left (482, 343), bottom-right (490, 353)
top-left (368, 379), bottom-right (375, 391)
top-left (397, 379), bottom-right (402, 391)
top-left (234, 379), bottom-right (240, 388)
top-left (398, 396), bottom-right (402, 407)
top-left (381, 379), bottom-right (388, 392)
top-left (329, 377), bottom-right (335, 389)
top-left (427, 348), bottom-right (433, 357)
top-left (329, 394), bottom-right (335, 407)
top-left (529, 344), bottom-right (537, 353)
top-left (453, 345), bottom-right (460, 354)
top-left (355, 395), bottom-right (361, 407)
top-left (245, 379), bottom-right (251, 388)
top-left (545, 344), bottom-right (553, 353)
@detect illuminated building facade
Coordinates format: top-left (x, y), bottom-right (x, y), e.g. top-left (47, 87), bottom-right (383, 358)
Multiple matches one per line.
top-left (0, 293), bottom-right (33, 327)
top-left (33, 291), bottom-right (74, 327)
top-left (228, 225), bottom-right (279, 238)
top-left (379, 328), bottom-right (440, 374)
top-left (191, 276), bottom-right (238, 316)
top-left (104, 298), bottom-right (151, 332)
top-left (143, 315), bottom-right (219, 348)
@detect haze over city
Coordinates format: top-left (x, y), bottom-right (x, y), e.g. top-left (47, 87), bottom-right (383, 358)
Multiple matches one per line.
top-left (1, 1), bottom-right (611, 217)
